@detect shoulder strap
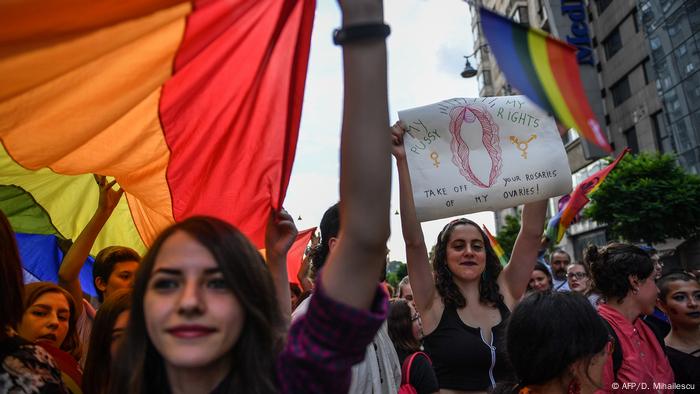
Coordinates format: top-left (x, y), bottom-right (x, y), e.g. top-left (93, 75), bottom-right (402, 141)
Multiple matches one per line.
top-left (641, 317), bottom-right (667, 351)
top-left (601, 319), bottom-right (622, 380)
top-left (401, 352), bottom-right (431, 385)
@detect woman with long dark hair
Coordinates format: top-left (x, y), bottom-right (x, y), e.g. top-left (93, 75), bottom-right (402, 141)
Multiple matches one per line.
top-left (493, 291), bottom-right (612, 394)
top-left (110, 0), bottom-right (393, 392)
top-left (527, 262), bottom-right (553, 293)
top-left (0, 210), bottom-right (66, 392)
top-left (392, 123), bottom-right (548, 394)
top-left (587, 243), bottom-right (674, 391)
top-left (388, 299), bottom-right (438, 394)
top-left (82, 289), bottom-right (132, 394)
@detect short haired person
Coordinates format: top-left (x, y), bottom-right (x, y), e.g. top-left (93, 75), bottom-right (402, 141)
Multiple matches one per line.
top-left (58, 175), bottom-right (140, 364)
top-left (656, 272), bottom-right (700, 385)
top-left (549, 249), bottom-right (570, 292)
top-left (397, 275), bottom-right (413, 301)
top-left (292, 203), bottom-right (401, 393)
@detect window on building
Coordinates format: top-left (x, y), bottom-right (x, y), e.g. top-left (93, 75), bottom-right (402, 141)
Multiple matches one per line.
top-left (642, 58), bottom-right (655, 85)
top-left (603, 28), bottom-right (622, 60)
top-left (624, 126), bottom-right (639, 153)
top-left (652, 112), bottom-right (672, 153)
top-left (512, 6), bottom-right (529, 25)
top-left (595, 0), bottom-right (613, 15)
top-left (632, 9), bottom-right (639, 33)
top-left (610, 76), bottom-right (631, 107)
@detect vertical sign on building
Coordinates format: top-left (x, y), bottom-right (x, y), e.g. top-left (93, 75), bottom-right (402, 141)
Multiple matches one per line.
top-left (545, 0), bottom-right (607, 160)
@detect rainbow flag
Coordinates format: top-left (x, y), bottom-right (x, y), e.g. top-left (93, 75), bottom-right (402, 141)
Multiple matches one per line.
top-left (0, 0), bottom-right (315, 283)
top-left (479, 8), bottom-right (611, 153)
top-left (483, 225), bottom-right (508, 266)
top-left (546, 149), bottom-right (629, 243)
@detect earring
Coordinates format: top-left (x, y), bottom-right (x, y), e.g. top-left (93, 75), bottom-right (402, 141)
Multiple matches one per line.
top-left (632, 287), bottom-right (639, 295)
top-left (567, 377), bottom-right (581, 394)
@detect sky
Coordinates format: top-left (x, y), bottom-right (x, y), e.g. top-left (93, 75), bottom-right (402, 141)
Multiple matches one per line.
top-left (284, 0), bottom-right (496, 263)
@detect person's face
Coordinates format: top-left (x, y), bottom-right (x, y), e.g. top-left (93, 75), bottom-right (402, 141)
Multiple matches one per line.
top-left (659, 280), bottom-right (700, 328)
top-left (290, 293), bottom-right (299, 309)
top-left (529, 270), bottom-right (551, 292)
top-left (408, 302), bottom-right (422, 340)
top-left (633, 275), bottom-right (659, 316)
top-left (651, 255), bottom-right (663, 280)
top-left (567, 264), bottom-right (590, 293)
top-left (550, 252), bottom-right (570, 280)
top-left (400, 283), bottom-right (413, 302)
top-left (144, 231), bottom-right (245, 371)
top-left (110, 310), bottom-right (130, 359)
top-left (445, 224), bottom-right (487, 282)
top-left (98, 261), bottom-right (140, 301)
top-left (18, 291), bottom-right (70, 349)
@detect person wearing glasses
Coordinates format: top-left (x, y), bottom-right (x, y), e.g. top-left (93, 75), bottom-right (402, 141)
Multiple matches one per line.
top-left (566, 261), bottom-right (601, 306)
top-left (388, 298), bottom-right (438, 394)
top-left (492, 291), bottom-right (614, 394)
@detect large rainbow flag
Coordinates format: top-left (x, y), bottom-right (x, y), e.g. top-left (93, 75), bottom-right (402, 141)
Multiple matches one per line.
top-left (546, 149), bottom-right (629, 243)
top-left (0, 0), bottom-right (315, 288)
top-left (479, 8), bottom-right (611, 153)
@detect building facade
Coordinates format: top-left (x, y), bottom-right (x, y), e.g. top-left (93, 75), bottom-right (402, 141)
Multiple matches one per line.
top-left (468, 0), bottom-right (697, 262)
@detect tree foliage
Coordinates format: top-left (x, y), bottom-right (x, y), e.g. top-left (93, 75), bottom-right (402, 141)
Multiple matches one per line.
top-left (496, 213), bottom-right (520, 258)
top-left (585, 153), bottom-right (700, 244)
top-left (386, 262), bottom-right (407, 289)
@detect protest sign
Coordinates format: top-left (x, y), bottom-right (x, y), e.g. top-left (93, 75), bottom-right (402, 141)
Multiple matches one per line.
top-left (398, 96), bottom-right (572, 222)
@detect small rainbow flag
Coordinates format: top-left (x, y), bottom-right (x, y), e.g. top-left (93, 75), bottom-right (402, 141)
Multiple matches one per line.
top-left (546, 149), bottom-right (629, 243)
top-left (483, 225), bottom-right (509, 266)
top-left (479, 8), bottom-right (612, 153)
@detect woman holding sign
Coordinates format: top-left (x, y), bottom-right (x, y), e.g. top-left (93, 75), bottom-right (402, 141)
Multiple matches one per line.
top-left (392, 122), bottom-right (547, 394)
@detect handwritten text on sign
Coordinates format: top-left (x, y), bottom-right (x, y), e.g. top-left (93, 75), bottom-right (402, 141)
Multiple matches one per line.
top-left (398, 96), bottom-right (572, 222)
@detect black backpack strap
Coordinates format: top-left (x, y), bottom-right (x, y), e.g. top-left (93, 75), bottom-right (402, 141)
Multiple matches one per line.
top-left (601, 318), bottom-right (622, 380)
top-left (642, 316), bottom-right (667, 352)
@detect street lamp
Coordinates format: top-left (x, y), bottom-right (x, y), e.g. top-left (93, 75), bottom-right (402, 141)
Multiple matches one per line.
top-left (461, 44), bottom-right (488, 78)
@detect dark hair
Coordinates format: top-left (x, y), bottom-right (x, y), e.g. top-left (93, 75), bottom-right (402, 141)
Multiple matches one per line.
top-left (432, 218), bottom-right (503, 308)
top-left (110, 216), bottom-right (284, 394)
top-left (0, 210), bottom-right (24, 339)
top-left (82, 289), bottom-right (132, 394)
top-left (550, 248), bottom-right (571, 262)
top-left (22, 282), bottom-right (82, 361)
top-left (289, 283), bottom-right (302, 298)
top-left (493, 292), bottom-right (609, 393)
top-left (93, 246), bottom-right (141, 302)
top-left (388, 299), bottom-right (421, 353)
top-left (312, 203), bottom-right (340, 273)
top-left (528, 262), bottom-right (552, 292)
top-left (657, 271), bottom-right (700, 302)
top-left (586, 243), bottom-right (654, 302)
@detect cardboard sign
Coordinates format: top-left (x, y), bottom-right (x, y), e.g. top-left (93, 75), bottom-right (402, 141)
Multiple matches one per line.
top-left (398, 96), bottom-right (572, 222)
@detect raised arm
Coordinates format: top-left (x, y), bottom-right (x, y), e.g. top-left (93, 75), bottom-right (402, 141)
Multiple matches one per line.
top-left (391, 123), bottom-right (437, 316)
top-left (498, 199), bottom-right (548, 304)
top-left (296, 241), bottom-right (315, 293)
top-left (265, 208), bottom-right (298, 327)
top-left (320, 0), bottom-right (391, 310)
top-left (58, 175), bottom-right (123, 316)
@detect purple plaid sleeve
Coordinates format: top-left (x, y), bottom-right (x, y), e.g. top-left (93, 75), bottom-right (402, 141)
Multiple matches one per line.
top-left (276, 278), bottom-right (388, 393)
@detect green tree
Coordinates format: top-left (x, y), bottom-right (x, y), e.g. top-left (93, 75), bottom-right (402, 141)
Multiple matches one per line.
top-left (585, 153), bottom-right (700, 244)
top-left (496, 212), bottom-right (520, 257)
top-left (386, 262), bottom-right (407, 289)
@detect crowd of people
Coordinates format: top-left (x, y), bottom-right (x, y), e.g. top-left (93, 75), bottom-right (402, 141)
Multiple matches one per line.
top-left (1, 1), bottom-right (698, 393)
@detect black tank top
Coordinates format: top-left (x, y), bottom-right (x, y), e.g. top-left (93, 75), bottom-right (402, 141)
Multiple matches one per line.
top-left (422, 300), bottom-right (513, 391)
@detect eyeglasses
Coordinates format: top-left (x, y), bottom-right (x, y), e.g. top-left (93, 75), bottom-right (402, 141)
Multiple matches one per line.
top-left (567, 272), bottom-right (588, 280)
